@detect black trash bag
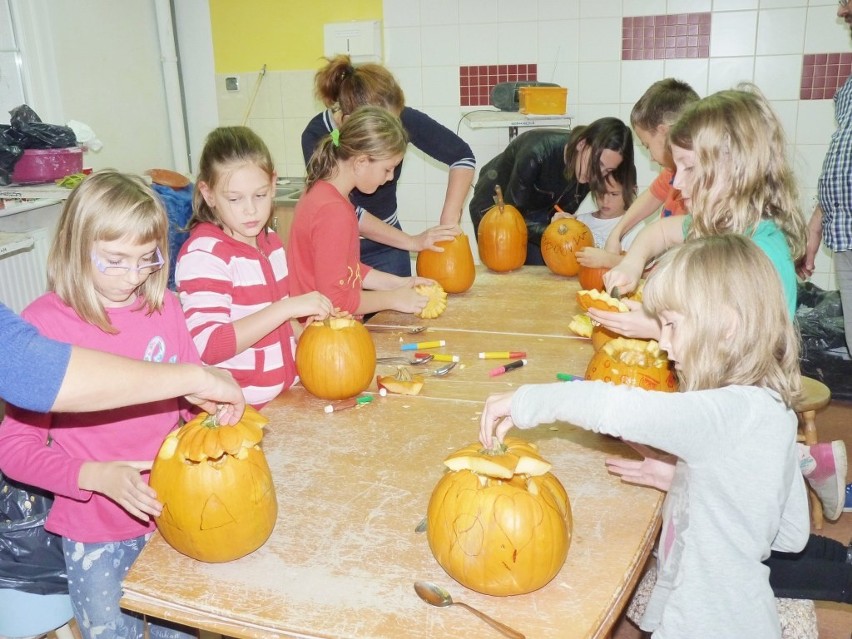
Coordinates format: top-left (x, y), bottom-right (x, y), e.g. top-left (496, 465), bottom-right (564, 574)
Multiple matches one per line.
top-left (6, 104), bottom-right (76, 150)
top-left (796, 282), bottom-right (852, 402)
top-left (0, 125), bottom-right (23, 186)
top-left (0, 471), bottom-right (68, 595)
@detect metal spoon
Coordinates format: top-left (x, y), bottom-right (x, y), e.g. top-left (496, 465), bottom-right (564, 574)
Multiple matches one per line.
top-left (413, 581), bottom-right (525, 639)
top-left (426, 362), bottom-right (457, 376)
top-left (376, 354), bottom-right (434, 365)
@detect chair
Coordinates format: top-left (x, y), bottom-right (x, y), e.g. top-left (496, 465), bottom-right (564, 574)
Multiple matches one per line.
top-left (0, 588), bottom-right (75, 639)
top-left (794, 377), bottom-right (832, 530)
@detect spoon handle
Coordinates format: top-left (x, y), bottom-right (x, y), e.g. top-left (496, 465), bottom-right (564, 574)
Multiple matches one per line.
top-left (454, 602), bottom-right (525, 639)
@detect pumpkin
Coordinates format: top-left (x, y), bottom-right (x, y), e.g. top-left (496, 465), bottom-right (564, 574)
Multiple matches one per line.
top-left (296, 316), bottom-right (376, 400)
top-left (477, 185), bottom-right (528, 272)
top-left (426, 437), bottom-right (572, 596)
top-left (591, 324), bottom-right (619, 351)
top-left (415, 283), bottom-right (448, 319)
top-left (578, 265), bottom-right (609, 291)
top-left (376, 366), bottom-right (424, 395)
top-left (576, 288), bottom-right (629, 313)
top-left (541, 218), bottom-right (594, 277)
top-left (149, 407), bottom-right (277, 563)
top-left (585, 337), bottom-right (677, 392)
top-left (416, 233), bottom-right (476, 293)
top-left (567, 313), bottom-right (592, 338)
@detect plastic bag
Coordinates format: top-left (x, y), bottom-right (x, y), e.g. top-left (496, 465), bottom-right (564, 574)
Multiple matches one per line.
top-left (796, 282), bottom-right (852, 401)
top-left (0, 126), bottom-right (23, 186)
top-left (5, 104), bottom-right (77, 150)
top-left (0, 471), bottom-right (67, 595)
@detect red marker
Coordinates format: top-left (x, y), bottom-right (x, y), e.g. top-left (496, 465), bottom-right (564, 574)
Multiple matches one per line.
top-left (488, 359), bottom-right (528, 377)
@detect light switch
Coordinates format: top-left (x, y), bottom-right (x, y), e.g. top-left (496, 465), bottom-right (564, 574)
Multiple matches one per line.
top-left (225, 76), bottom-right (239, 91)
top-left (323, 20), bottom-right (382, 63)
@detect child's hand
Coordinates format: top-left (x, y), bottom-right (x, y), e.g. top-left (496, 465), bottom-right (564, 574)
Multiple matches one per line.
top-left (587, 300), bottom-right (660, 340)
top-left (577, 246), bottom-right (621, 269)
top-left (551, 210), bottom-right (572, 221)
top-left (411, 224), bottom-right (462, 252)
top-left (479, 391), bottom-right (517, 448)
top-left (78, 460), bottom-right (161, 522)
top-left (605, 442), bottom-right (676, 491)
top-left (409, 276), bottom-right (437, 288)
top-left (393, 286), bottom-right (430, 314)
top-left (603, 260), bottom-right (642, 295)
top-left (291, 291), bottom-right (333, 322)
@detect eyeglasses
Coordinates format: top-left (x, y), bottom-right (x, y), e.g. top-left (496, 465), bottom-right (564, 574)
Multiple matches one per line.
top-left (92, 247), bottom-right (164, 277)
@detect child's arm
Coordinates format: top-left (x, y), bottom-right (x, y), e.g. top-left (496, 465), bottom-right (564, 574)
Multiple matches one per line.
top-left (796, 205), bottom-right (824, 279)
top-left (438, 166), bottom-right (475, 226)
top-left (588, 299), bottom-right (661, 340)
top-left (230, 292), bottom-right (332, 353)
top-left (357, 272), bottom-right (434, 315)
top-left (358, 211), bottom-right (460, 252)
top-left (603, 215), bottom-right (684, 294)
top-left (603, 189), bottom-right (665, 254)
top-left (771, 471), bottom-right (810, 554)
top-left (576, 246), bottom-right (624, 269)
top-left (78, 460), bottom-right (161, 522)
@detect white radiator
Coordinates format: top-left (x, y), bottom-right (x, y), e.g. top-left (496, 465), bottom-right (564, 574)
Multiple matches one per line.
top-left (0, 226), bottom-right (51, 313)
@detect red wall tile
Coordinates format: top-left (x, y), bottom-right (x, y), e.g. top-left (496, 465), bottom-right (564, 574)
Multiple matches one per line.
top-left (801, 53), bottom-right (852, 100)
top-left (459, 64), bottom-right (538, 107)
top-left (622, 13), bottom-right (710, 61)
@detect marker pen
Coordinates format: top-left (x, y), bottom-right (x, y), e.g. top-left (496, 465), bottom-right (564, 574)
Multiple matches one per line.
top-left (416, 352), bottom-right (459, 362)
top-left (556, 373), bottom-right (584, 382)
top-left (401, 340), bottom-right (446, 351)
top-left (478, 351), bottom-right (526, 359)
top-left (488, 359), bottom-right (528, 377)
top-left (323, 395), bottom-right (373, 413)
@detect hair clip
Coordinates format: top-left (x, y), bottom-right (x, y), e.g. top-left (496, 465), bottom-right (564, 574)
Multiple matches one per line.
top-left (330, 129), bottom-right (340, 148)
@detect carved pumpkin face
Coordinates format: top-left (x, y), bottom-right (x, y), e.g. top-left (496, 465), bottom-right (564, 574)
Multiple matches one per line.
top-left (426, 437), bottom-right (572, 596)
top-left (541, 219), bottom-right (594, 277)
top-left (585, 337), bottom-right (677, 391)
top-left (149, 407), bottom-right (277, 563)
top-left (416, 234), bottom-right (476, 293)
top-left (295, 316), bottom-right (376, 400)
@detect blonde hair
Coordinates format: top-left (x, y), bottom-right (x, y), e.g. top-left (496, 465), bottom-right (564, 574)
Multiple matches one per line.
top-left (668, 85), bottom-right (806, 260)
top-left (643, 234), bottom-right (801, 407)
top-left (305, 106), bottom-right (408, 190)
top-left (48, 170), bottom-right (169, 334)
top-left (188, 126), bottom-right (275, 231)
top-left (314, 54), bottom-right (405, 116)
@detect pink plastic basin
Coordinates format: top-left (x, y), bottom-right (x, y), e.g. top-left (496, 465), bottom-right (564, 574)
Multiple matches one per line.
top-left (12, 147), bottom-right (83, 184)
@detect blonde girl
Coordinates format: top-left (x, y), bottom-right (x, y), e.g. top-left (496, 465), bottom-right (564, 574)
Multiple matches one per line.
top-left (0, 170), bottom-right (199, 639)
top-left (176, 126), bottom-right (332, 409)
top-left (288, 106), bottom-right (435, 316)
top-left (481, 234), bottom-right (809, 638)
top-left (596, 85), bottom-right (806, 338)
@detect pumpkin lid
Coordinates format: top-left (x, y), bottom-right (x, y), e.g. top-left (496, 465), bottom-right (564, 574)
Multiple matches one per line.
top-left (576, 289), bottom-right (629, 313)
top-left (443, 437), bottom-right (551, 478)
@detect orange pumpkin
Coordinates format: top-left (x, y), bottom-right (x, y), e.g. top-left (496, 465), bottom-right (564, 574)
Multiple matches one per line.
top-left (541, 218), bottom-right (594, 277)
top-left (149, 407), bottom-right (277, 562)
top-left (477, 185), bottom-right (528, 272)
top-left (416, 233), bottom-right (476, 293)
top-left (576, 288), bottom-right (629, 313)
top-left (426, 437), bottom-right (572, 596)
top-left (591, 324), bottom-right (619, 351)
top-left (585, 337), bottom-right (677, 392)
top-left (296, 316), bottom-right (376, 400)
top-left (578, 265), bottom-right (609, 291)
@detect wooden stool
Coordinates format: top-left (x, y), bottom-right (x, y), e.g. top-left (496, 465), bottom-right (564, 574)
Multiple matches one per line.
top-left (795, 377), bottom-right (832, 529)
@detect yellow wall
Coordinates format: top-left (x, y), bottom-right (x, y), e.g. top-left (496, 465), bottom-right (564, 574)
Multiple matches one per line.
top-left (209, 0), bottom-right (383, 73)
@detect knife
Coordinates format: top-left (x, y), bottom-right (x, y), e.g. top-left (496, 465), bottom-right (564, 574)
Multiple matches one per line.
top-left (610, 286), bottom-right (621, 300)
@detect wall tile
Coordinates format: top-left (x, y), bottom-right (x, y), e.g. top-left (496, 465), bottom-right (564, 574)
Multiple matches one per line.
top-left (756, 8), bottom-right (806, 55)
top-left (621, 60), bottom-right (665, 105)
top-left (767, 99), bottom-right (799, 146)
top-left (384, 0), bottom-right (421, 27)
top-left (580, 0), bottom-right (621, 18)
top-left (621, 13), bottom-right (711, 62)
top-left (663, 58), bottom-right (710, 95)
top-left (579, 18), bottom-right (622, 61)
top-left (754, 54), bottom-right (802, 100)
top-left (800, 53), bottom-right (852, 101)
top-left (710, 11), bottom-right (757, 57)
top-left (578, 61), bottom-right (622, 103)
top-left (459, 0), bottom-right (499, 24)
top-left (714, 0), bottom-right (757, 9)
top-left (421, 25), bottom-right (460, 66)
top-left (498, 0), bottom-right (538, 22)
top-left (419, 0), bottom-right (459, 26)
top-left (760, 0), bottom-right (806, 8)
top-left (666, 0), bottom-right (711, 12)
top-left (793, 143), bottom-right (831, 189)
top-left (394, 67), bottom-right (424, 108)
top-left (385, 27), bottom-right (423, 67)
top-left (460, 23), bottom-right (500, 65)
top-left (623, 0), bottom-right (666, 17)
top-left (537, 0), bottom-right (580, 20)
top-left (538, 20), bottom-right (580, 62)
top-left (459, 63), bottom-right (538, 107)
top-left (281, 71), bottom-right (320, 119)
top-left (421, 65), bottom-right (462, 106)
top-left (707, 56), bottom-right (754, 92)
top-left (497, 21), bottom-right (539, 63)
top-left (804, 6), bottom-right (850, 54)
top-left (795, 100), bottom-right (837, 144)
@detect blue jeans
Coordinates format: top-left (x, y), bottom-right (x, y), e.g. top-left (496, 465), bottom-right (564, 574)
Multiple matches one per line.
top-left (62, 535), bottom-right (196, 639)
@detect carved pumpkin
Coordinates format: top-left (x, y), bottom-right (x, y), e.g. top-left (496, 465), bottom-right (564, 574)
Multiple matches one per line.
top-left (426, 437), bottom-right (572, 596)
top-left (415, 283), bottom-right (448, 319)
top-left (541, 218), bottom-right (594, 277)
top-left (578, 265), bottom-right (609, 291)
top-left (567, 313), bottom-right (592, 338)
top-left (591, 324), bottom-right (619, 351)
top-left (477, 185), bottom-right (528, 272)
top-left (296, 316), bottom-right (376, 400)
top-left (149, 407), bottom-right (277, 562)
top-left (585, 337), bottom-right (677, 392)
top-left (376, 366), bottom-right (424, 395)
top-left (416, 233), bottom-right (476, 293)
top-left (576, 288), bottom-right (629, 313)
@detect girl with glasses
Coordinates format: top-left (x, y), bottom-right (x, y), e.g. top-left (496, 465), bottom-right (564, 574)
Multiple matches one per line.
top-left (0, 170), bottom-right (202, 639)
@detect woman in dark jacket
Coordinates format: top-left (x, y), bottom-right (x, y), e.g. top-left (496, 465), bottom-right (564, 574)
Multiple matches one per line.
top-left (469, 118), bottom-right (635, 265)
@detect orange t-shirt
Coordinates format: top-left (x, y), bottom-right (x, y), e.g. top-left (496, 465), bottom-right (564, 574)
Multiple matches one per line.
top-left (648, 168), bottom-right (687, 217)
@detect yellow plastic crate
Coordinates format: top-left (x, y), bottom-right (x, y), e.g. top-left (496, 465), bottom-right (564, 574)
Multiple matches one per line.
top-left (519, 86), bottom-right (568, 115)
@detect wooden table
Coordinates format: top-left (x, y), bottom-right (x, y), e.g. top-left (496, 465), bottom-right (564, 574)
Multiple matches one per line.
top-left (121, 266), bottom-right (663, 639)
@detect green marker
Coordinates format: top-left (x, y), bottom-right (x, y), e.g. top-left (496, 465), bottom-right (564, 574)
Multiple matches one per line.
top-left (556, 373), bottom-right (583, 381)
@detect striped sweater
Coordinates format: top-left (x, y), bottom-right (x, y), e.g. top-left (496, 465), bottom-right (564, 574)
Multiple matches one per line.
top-left (176, 222), bottom-right (296, 408)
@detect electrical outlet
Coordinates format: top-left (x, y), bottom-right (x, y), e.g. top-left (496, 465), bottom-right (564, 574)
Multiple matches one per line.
top-left (225, 76), bottom-right (239, 91)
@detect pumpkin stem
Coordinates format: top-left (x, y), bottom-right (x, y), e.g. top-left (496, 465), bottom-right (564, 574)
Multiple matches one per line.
top-left (494, 185), bottom-right (505, 214)
top-left (201, 412), bottom-right (220, 428)
top-left (480, 439), bottom-right (508, 456)
top-left (395, 366), bottom-right (414, 381)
